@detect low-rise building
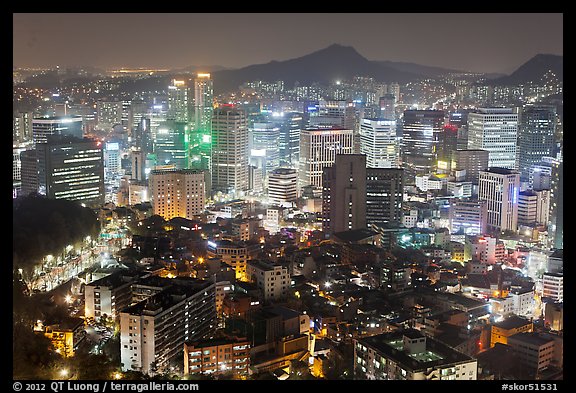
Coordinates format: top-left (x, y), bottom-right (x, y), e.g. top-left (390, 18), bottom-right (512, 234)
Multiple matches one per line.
top-left (354, 329), bottom-right (478, 380)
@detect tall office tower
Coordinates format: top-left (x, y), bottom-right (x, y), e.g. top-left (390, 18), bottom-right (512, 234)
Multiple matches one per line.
top-left (401, 109), bottom-right (445, 181)
top-left (19, 149), bottom-right (39, 197)
top-left (104, 142), bottom-right (122, 181)
top-left (120, 279), bottom-right (216, 375)
top-left (133, 117), bottom-right (153, 155)
top-left (366, 167), bottom-right (404, 225)
top-left (96, 100), bottom-right (123, 131)
top-left (250, 121), bottom-right (280, 176)
top-left (121, 101), bottom-right (132, 133)
top-left (129, 99), bottom-right (149, 138)
top-left (299, 127), bottom-right (355, 190)
top-left (32, 116), bottom-right (83, 145)
top-left (12, 146), bottom-right (26, 197)
top-left (551, 161), bottom-right (563, 249)
top-left (438, 124), bottom-right (459, 172)
top-left (278, 112), bottom-right (302, 167)
top-left (322, 154), bottom-right (367, 234)
top-left (451, 149), bottom-right (489, 183)
top-left (388, 82), bottom-right (400, 102)
top-left (378, 94), bottom-right (396, 120)
top-left (167, 79), bottom-right (189, 123)
top-left (149, 169), bottom-right (205, 220)
top-left (517, 189), bottom-right (550, 227)
top-left (211, 107), bottom-right (249, 197)
top-left (153, 120), bottom-right (188, 169)
top-left (478, 168), bottom-right (520, 233)
top-left (359, 118), bottom-right (399, 168)
top-left (449, 111), bottom-right (469, 150)
top-left (309, 99), bottom-right (356, 130)
top-left (190, 73), bottom-right (213, 171)
top-left (130, 148), bottom-right (146, 181)
top-left (13, 111), bottom-right (33, 143)
top-left (517, 105), bottom-right (556, 182)
top-left (36, 136), bottom-right (105, 206)
top-left (449, 199), bottom-right (488, 235)
top-left (267, 168), bottom-right (298, 207)
top-left (467, 108), bottom-right (518, 169)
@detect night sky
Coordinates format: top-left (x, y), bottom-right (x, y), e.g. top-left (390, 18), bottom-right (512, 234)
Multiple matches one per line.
top-left (13, 13), bottom-right (563, 74)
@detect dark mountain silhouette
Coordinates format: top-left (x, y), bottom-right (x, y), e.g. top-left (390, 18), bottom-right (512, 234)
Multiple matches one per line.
top-left (376, 60), bottom-right (463, 77)
top-left (489, 54), bottom-right (563, 85)
top-left (212, 44), bottom-right (422, 94)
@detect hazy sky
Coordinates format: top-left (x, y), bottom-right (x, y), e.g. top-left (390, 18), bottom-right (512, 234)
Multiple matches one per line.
top-left (13, 13), bottom-right (563, 74)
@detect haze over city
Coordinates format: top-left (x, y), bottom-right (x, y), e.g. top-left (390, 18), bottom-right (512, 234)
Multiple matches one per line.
top-left (13, 13), bottom-right (563, 73)
top-left (13, 12), bottom-right (563, 384)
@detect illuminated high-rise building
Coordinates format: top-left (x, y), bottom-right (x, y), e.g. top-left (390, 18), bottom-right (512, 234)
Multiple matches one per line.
top-left (278, 112), bottom-right (302, 167)
top-left (153, 120), bottom-right (188, 169)
top-left (378, 94), bottom-right (396, 120)
top-left (401, 109), bottom-right (445, 181)
top-left (267, 168), bottom-right (298, 207)
top-left (467, 108), bottom-right (518, 169)
top-left (299, 127), bottom-right (355, 190)
top-left (36, 135), bottom-right (105, 206)
top-left (309, 99), bottom-right (355, 130)
top-left (167, 79), bottom-right (189, 123)
top-left (13, 111), bottom-right (33, 144)
top-left (32, 116), bottom-right (83, 145)
top-left (478, 168), bottom-right (520, 233)
top-left (96, 100), bottom-right (122, 131)
top-left (250, 121), bottom-right (280, 176)
top-left (149, 168), bottom-right (205, 220)
top-left (517, 105), bottom-right (556, 182)
top-left (104, 142), bottom-right (122, 181)
top-left (211, 107), bottom-right (249, 197)
top-left (322, 154), bottom-right (367, 234)
top-left (451, 149), bottom-right (489, 184)
top-left (190, 73), bottom-right (213, 171)
top-left (366, 167), bottom-right (404, 225)
top-left (359, 118), bottom-right (398, 168)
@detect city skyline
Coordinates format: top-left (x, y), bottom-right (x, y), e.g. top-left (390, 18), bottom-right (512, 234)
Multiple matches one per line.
top-left (13, 13), bottom-right (563, 74)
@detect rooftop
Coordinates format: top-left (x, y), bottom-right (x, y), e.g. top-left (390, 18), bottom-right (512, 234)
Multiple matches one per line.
top-left (508, 332), bottom-right (555, 347)
top-left (492, 315), bottom-right (532, 330)
top-left (333, 228), bottom-right (379, 243)
top-left (358, 330), bottom-right (474, 372)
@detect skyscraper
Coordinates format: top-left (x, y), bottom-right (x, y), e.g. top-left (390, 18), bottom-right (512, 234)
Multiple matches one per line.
top-left (517, 105), bottom-right (556, 182)
top-left (378, 94), bottom-right (396, 120)
top-left (267, 168), bottom-right (298, 207)
top-left (278, 112), bottom-right (302, 168)
top-left (322, 154), bottom-right (367, 234)
top-left (36, 136), bottom-right (105, 206)
top-left (32, 116), bottom-right (83, 145)
top-left (451, 149), bottom-right (490, 184)
top-left (167, 79), bottom-right (189, 123)
top-left (250, 121), bottom-right (280, 176)
top-left (211, 107), bottom-right (249, 197)
top-left (478, 168), bottom-right (520, 233)
top-left (467, 108), bottom-right (518, 169)
top-left (299, 127), bottom-right (355, 190)
top-left (190, 73), bottom-right (213, 171)
top-left (359, 118), bottom-right (398, 168)
top-left (366, 167), bottom-right (404, 225)
top-left (401, 109), bottom-right (445, 181)
top-left (154, 120), bottom-right (188, 169)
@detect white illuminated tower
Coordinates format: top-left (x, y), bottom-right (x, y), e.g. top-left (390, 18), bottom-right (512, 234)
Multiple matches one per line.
top-left (298, 127), bottom-right (355, 190)
top-left (478, 168), bottom-right (520, 233)
top-left (211, 107), bottom-right (249, 197)
top-left (359, 118), bottom-right (398, 168)
top-left (167, 79), bottom-right (189, 123)
top-left (468, 108), bottom-right (518, 169)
